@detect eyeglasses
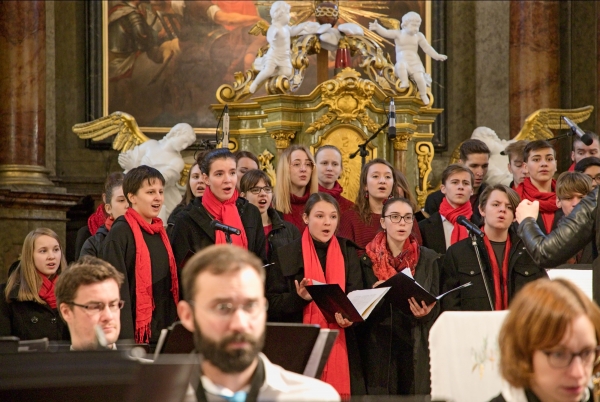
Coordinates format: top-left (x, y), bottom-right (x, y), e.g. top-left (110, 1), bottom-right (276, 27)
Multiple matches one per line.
top-left (248, 186), bottom-right (273, 195)
top-left (291, 161), bottom-right (314, 170)
top-left (69, 300), bottom-right (125, 315)
top-left (587, 174), bottom-right (600, 184)
top-left (542, 346), bottom-right (600, 369)
top-left (189, 300), bottom-right (268, 319)
top-left (383, 214), bottom-right (414, 224)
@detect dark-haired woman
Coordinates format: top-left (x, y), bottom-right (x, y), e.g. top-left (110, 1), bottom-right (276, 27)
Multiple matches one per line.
top-left (80, 172), bottom-right (128, 257)
top-left (240, 169), bottom-right (300, 261)
top-left (0, 228), bottom-right (70, 341)
top-left (274, 144), bottom-right (319, 233)
top-left (338, 158), bottom-right (401, 255)
top-left (102, 165), bottom-right (179, 344)
top-left (441, 184), bottom-right (547, 312)
top-left (266, 193), bottom-right (365, 398)
top-left (168, 151), bottom-right (208, 231)
top-left (235, 150), bottom-right (260, 190)
top-left (359, 198), bottom-right (440, 395)
top-left (315, 145), bottom-right (355, 215)
top-left (169, 148), bottom-right (266, 270)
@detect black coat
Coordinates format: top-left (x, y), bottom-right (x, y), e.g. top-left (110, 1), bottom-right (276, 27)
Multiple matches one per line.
top-left (0, 284), bottom-right (70, 341)
top-left (441, 227), bottom-right (547, 311)
top-left (266, 236), bottom-right (366, 395)
top-left (359, 247), bottom-right (441, 395)
top-left (101, 216), bottom-right (179, 344)
top-left (265, 208), bottom-right (301, 263)
top-left (418, 212), bottom-right (447, 256)
top-left (424, 183), bottom-right (487, 226)
top-left (169, 197), bottom-right (267, 267)
top-left (79, 225), bottom-right (109, 259)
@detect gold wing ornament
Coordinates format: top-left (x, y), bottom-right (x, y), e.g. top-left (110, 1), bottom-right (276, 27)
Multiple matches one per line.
top-left (71, 111), bottom-right (150, 152)
top-left (248, 20), bottom-right (269, 36)
top-left (513, 106), bottom-right (594, 141)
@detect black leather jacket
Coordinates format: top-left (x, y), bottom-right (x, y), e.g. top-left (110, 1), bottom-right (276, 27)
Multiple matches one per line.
top-left (517, 187), bottom-right (599, 299)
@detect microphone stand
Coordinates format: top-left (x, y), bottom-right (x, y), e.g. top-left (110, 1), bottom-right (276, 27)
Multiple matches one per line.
top-left (349, 118), bottom-right (390, 168)
top-left (468, 231), bottom-right (494, 311)
top-left (225, 232), bottom-right (232, 244)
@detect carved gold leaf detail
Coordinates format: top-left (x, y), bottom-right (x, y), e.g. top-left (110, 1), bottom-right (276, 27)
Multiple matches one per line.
top-left (258, 149), bottom-right (277, 187)
top-left (415, 141), bottom-right (434, 209)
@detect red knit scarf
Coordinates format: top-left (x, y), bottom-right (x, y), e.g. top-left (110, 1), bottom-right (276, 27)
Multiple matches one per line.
top-left (301, 228), bottom-right (351, 399)
top-left (439, 198), bottom-right (473, 245)
top-left (482, 228), bottom-right (511, 310)
top-left (38, 273), bottom-right (57, 309)
top-left (365, 231), bottom-right (420, 281)
top-left (105, 216), bottom-right (115, 231)
top-left (124, 208), bottom-right (179, 343)
top-left (88, 204), bottom-right (107, 236)
top-left (515, 178), bottom-right (558, 233)
top-left (202, 186), bottom-right (248, 248)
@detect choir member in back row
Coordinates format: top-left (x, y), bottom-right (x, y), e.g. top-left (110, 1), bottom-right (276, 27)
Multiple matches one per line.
top-left (266, 193), bottom-right (365, 397)
top-left (441, 184), bottom-right (547, 312)
top-left (169, 148), bottom-right (266, 271)
top-left (360, 197), bottom-right (440, 395)
top-left (274, 144), bottom-right (319, 233)
top-left (239, 169), bottom-right (300, 262)
top-left (101, 166), bottom-right (179, 344)
top-left (315, 145), bottom-right (355, 215)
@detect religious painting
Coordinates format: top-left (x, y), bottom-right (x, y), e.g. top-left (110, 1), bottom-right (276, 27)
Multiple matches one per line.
top-left (89, 1), bottom-right (445, 146)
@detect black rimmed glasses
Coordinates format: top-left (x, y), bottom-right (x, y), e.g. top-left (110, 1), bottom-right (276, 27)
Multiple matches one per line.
top-left (542, 346), bottom-right (600, 368)
top-left (248, 186), bottom-right (273, 195)
top-left (68, 300), bottom-right (125, 315)
top-left (383, 213), bottom-right (414, 224)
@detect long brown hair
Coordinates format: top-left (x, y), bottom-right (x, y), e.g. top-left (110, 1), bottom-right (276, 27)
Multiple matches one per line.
top-left (4, 228), bottom-right (67, 304)
top-left (274, 145), bottom-right (319, 214)
top-left (355, 158), bottom-right (400, 224)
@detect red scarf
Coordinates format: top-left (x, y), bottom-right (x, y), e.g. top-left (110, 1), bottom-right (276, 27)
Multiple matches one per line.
top-left (38, 273), bottom-right (57, 309)
top-left (301, 228), bottom-right (351, 399)
top-left (105, 216), bottom-right (115, 231)
top-left (124, 208), bottom-right (179, 343)
top-left (88, 204), bottom-right (107, 235)
top-left (202, 186), bottom-right (248, 248)
top-left (482, 228), bottom-right (511, 310)
top-left (439, 198), bottom-right (473, 245)
top-left (366, 231), bottom-right (420, 280)
top-left (515, 178), bottom-right (558, 233)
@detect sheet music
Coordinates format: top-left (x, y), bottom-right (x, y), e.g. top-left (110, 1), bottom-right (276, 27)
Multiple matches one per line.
top-left (347, 287), bottom-right (391, 319)
top-left (546, 268), bottom-right (593, 300)
top-left (401, 268), bottom-right (414, 279)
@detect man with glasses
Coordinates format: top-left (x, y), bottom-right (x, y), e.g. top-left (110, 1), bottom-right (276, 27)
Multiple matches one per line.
top-left (575, 157), bottom-right (600, 189)
top-left (178, 244), bottom-right (339, 401)
top-left (55, 256), bottom-right (124, 350)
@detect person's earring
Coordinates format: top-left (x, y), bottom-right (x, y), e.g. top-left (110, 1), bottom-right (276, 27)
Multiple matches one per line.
top-left (365, 192), bottom-right (369, 199)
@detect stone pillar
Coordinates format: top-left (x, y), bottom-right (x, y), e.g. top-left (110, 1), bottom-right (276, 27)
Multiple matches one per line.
top-left (509, 1), bottom-right (560, 138)
top-left (0, 1), bottom-right (52, 186)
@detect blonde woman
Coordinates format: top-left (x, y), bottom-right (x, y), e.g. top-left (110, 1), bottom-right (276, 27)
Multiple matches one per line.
top-left (274, 144), bottom-right (319, 232)
top-left (0, 228), bottom-right (70, 341)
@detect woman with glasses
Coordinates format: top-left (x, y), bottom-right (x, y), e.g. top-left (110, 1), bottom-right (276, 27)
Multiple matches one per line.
top-left (441, 184), bottom-right (546, 312)
top-left (359, 197), bottom-right (440, 395)
top-left (274, 144), bottom-right (319, 233)
top-left (491, 278), bottom-right (600, 402)
top-left (338, 159), bottom-right (401, 255)
top-left (0, 228), bottom-right (70, 341)
top-left (169, 149), bottom-right (267, 270)
top-left (266, 193), bottom-right (365, 398)
top-left (240, 169), bottom-right (300, 261)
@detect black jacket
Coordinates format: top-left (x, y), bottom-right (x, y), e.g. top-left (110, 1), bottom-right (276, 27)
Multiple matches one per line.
top-left (418, 212), bottom-right (447, 256)
top-left (265, 208), bottom-right (301, 262)
top-left (0, 283), bottom-right (70, 341)
top-left (424, 182), bottom-right (488, 226)
top-left (265, 236), bottom-right (365, 395)
top-left (79, 225), bottom-right (109, 259)
top-left (518, 187), bottom-right (600, 302)
top-left (169, 197), bottom-right (267, 267)
top-left (441, 227), bottom-right (547, 311)
top-left (359, 247), bottom-right (441, 395)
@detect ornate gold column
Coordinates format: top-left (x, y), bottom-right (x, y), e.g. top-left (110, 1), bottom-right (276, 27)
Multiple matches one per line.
top-left (0, 1), bottom-right (52, 186)
top-left (509, 1), bottom-right (559, 138)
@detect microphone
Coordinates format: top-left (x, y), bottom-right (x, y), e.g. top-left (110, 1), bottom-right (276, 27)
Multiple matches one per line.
top-left (210, 219), bottom-right (241, 235)
top-left (562, 116), bottom-right (593, 146)
top-left (457, 215), bottom-right (484, 237)
top-left (222, 104), bottom-right (230, 149)
top-left (387, 98), bottom-right (396, 140)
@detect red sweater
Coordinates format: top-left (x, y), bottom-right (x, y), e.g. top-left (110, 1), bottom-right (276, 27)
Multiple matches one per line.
top-left (282, 192), bottom-right (310, 233)
top-left (318, 183), bottom-right (355, 215)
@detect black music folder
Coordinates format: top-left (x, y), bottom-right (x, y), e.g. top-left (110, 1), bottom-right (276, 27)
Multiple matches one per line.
top-left (305, 284), bottom-right (390, 324)
top-left (377, 271), bottom-right (471, 315)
